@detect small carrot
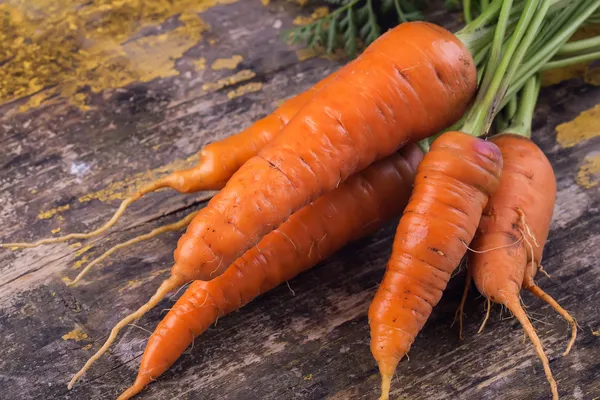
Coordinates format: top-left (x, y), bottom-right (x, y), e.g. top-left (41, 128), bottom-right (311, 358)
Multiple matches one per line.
top-left (461, 76), bottom-right (575, 400)
top-left (368, 131), bottom-right (503, 399)
top-left (1, 75), bottom-right (334, 250)
top-left (75, 144), bottom-right (424, 395)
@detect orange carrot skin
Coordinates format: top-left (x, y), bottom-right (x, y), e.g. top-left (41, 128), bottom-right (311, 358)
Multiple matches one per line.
top-left (164, 76), bottom-right (334, 193)
top-left (172, 22), bottom-right (477, 281)
top-left (119, 145), bottom-right (424, 400)
top-left (368, 131), bottom-right (503, 383)
top-left (467, 134), bottom-right (559, 399)
top-left (470, 134), bottom-right (556, 301)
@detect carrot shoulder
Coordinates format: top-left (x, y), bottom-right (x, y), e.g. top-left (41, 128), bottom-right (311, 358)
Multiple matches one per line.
top-left (368, 131), bottom-right (503, 399)
top-left (117, 144), bottom-right (424, 400)
top-left (172, 21), bottom-right (477, 283)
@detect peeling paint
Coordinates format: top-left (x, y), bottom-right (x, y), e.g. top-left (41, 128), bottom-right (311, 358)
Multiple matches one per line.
top-left (292, 6), bottom-right (328, 26)
top-left (72, 255), bottom-right (89, 270)
top-left (556, 105), bottom-right (600, 148)
top-left (202, 69), bottom-right (256, 92)
top-left (75, 244), bottom-right (93, 257)
top-left (227, 82), bottom-right (263, 99)
top-left (576, 154), bottom-right (600, 189)
top-left (1, 0), bottom-right (239, 115)
top-left (193, 57), bottom-right (207, 71)
top-left (62, 327), bottom-right (88, 341)
top-left (38, 204), bottom-right (70, 220)
top-left (211, 55), bottom-right (243, 70)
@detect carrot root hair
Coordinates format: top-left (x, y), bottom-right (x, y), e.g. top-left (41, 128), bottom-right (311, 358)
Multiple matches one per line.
top-left (67, 275), bottom-right (185, 389)
top-left (454, 268), bottom-right (472, 340)
top-left (507, 298), bottom-right (559, 400)
top-left (525, 282), bottom-right (577, 356)
top-left (477, 297), bottom-right (492, 334)
top-left (2, 179), bottom-right (172, 249)
top-left (66, 211), bottom-right (199, 286)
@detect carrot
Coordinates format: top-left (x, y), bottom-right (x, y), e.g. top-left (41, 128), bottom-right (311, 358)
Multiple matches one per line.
top-left (459, 76), bottom-right (576, 400)
top-left (368, 131), bottom-right (503, 399)
top-left (79, 144), bottom-right (424, 396)
top-left (1, 75), bottom-right (334, 250)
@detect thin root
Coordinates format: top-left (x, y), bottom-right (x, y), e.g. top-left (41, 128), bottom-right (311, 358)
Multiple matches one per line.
top-left (477, 297), bottom-right (492, 334)
top-left (286, 281), bottom-right (296, 296)
top-left (3, 179), bottom-right (171, 249)
top-left (507, 298), bottom-right (559, 400)
top-left (67, 275), bottom-right (184, 390)
top-left (67, 211), bottom-right (199, 286)
top-left (452, 267), bottom-right (472, 341)
top-left (525, 282), bottom-right (577, 356)
top-left (461, 236), bottom-right (523, 253)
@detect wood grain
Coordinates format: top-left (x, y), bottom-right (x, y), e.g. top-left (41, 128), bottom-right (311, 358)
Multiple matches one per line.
top-left (0, 2), bottom-right (599, 400)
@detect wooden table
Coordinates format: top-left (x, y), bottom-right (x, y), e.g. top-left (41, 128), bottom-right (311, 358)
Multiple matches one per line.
top-left (1, 1), bottom-right (599, 399)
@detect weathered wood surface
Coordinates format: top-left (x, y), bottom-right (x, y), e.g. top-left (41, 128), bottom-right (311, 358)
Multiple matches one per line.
top-left (1, 1), bottom-right (599, 400)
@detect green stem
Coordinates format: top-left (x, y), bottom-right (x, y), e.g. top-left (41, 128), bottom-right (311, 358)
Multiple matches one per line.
top-left (501, 75), bottom-right (541, 138)
top-left (503, 0), bottom-right (600, 107)
top-left (477, 0), bottom-right (514, 95)
top-left (464, 0), bottom-right (473, 24)
top-left (506, 94), bottom-right (518, 121)
top-left (542, 51), bottom-right (600, 70)
top-left (557, 36), bottom-right (600, 56)
top-left (461, 0), bottom-right (543, 136)
top-left (481, 0), bottom-right (489, 10)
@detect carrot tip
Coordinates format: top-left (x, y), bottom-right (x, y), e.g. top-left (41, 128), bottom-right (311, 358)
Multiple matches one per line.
top-left (379, 374), bottom-right (392, 400)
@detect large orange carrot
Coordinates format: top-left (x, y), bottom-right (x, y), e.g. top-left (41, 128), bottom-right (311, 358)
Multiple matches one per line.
top-left (171, 21), bottom-right (476, 283)
top-left (2, 74), bottom-right (334, 249)
top-left (113, 144), bottom-right (421, 399)
top-left (368, 131), bottom-right (503, 399)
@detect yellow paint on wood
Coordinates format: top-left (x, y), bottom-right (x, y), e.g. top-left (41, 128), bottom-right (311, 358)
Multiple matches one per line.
top-left (293, 7), bottom-right (329, 25)
top-left (75, 244), bottom-right (93, 257)
top-left (62, 327), bottom-right (88, 341)
top-left (211, 55), bottom-right (243, 70)
top-left (193, 57), bottom-right (207, 71)
top-left (556, 105), bottom-right (600, 148)
top-left (576, 154), bottom-right (600, 189)
top-left (226, 82), bottom-right (262, 99)
top-left (1, 0), bottom-right (238, 114)
top-left (38, 204), bottom-right (70, 220)
top-left (202, 69), bottom-right (256, 92)
top-left (72, 255), bottom-right (89, 270)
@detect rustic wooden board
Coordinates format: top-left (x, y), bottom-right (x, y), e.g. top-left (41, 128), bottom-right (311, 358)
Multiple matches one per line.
top-left (1, 1), bottom-right (599, 400)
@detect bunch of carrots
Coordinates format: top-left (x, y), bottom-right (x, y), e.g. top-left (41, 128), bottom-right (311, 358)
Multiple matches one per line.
top-left (4, 0), bottom-right (600, 398)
